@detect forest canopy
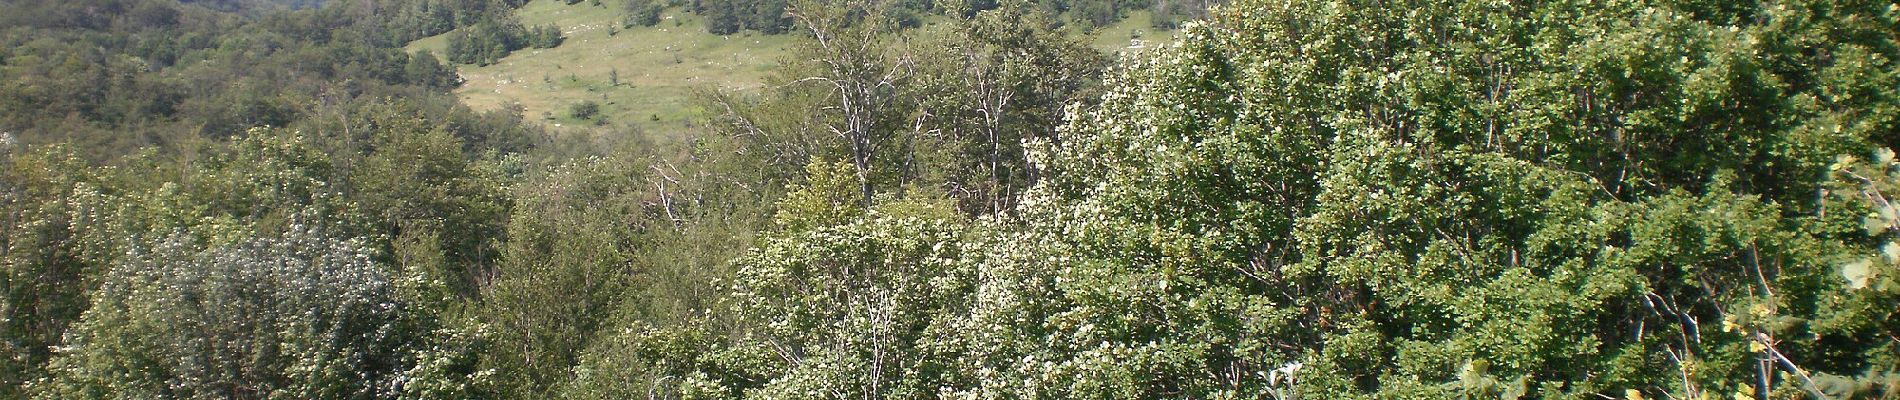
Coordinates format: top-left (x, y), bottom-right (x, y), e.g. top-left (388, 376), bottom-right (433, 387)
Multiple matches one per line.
top-left (1, 0), bottom-right (1897, 399)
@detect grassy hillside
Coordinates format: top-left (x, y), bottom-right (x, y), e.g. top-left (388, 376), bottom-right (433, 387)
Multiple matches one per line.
top-left (407, 0), bottom-right (1170, 139)
top-left (408, 0), bottom-right (793, 139)
top-left (1084, 10), bottom-right (1174, 55)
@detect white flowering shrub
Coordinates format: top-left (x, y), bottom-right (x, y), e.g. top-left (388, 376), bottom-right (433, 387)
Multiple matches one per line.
top-left (31, 220), bottom-right (413, 399)
top-left (719, 161), bottom-right (973, 399)
top-left (928, 0), bottom-right (1900, 397)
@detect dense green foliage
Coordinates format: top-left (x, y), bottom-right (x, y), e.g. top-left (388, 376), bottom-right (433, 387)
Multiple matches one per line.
top-left (386, 0), bottom-right (532, 41)
top-left (709, 0), bottom-right (792, 34)
top-left (3, 0), bottom-right (1898, 398)
top-left (603, 0), bottom-right (1900, 398)
top-left (624, 0), bottom-right (667, 27)
top-left (0, 0), bottom-right (522, 397)
top-left (443, 15), bottom-right (540, 66)
top-left (0, 0), bottom-right (475, 154)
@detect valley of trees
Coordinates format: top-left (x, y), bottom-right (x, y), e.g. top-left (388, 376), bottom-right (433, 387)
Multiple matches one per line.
top-left (1, 0), bottom-right (1898, 398)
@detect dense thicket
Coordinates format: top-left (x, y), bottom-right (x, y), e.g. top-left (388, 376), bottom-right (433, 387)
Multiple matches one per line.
top-left (36, 219), bottom-right (409, 398)
top-left (382, 0), bottom-right (533, 42)
top-left (0, 0), bottom-right (483, 156)
top-left (624, 0), bottom-right (666, 27)
top-left (0, 0), bottom-right (528, 397)
top-left (599, 0), bottom-right (1900, 398)
top-left (3, 0), bottom-right (1898, 398)
top-left (442, 15), bottom-right (565, 66)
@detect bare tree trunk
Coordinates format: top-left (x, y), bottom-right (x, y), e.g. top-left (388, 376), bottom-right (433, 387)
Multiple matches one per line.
top-left (791, 0), bottom-right (908, 208)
